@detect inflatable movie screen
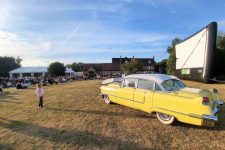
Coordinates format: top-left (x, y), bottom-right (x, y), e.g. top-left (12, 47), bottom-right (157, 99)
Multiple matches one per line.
top-left (175, 22), bottom-right (217, 83)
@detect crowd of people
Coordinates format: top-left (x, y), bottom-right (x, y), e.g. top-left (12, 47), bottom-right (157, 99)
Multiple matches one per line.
top-left (0, 75), bottom-right (79, 90)
top-left (0, 73), bottom-right (110, 95)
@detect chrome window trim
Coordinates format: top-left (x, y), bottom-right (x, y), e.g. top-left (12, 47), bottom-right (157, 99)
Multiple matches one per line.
top-left (154, 82), bottom-right (166, 92)
top-left (122, 76), bottom-right (181, 93)
top-left (121, 77), bottom-right (137, 88)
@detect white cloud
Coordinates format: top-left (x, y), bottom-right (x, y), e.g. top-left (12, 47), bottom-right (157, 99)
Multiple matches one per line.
top-left (0, 1), bottom-right (175, 66)
top-left (0, 30), bottom-right (52, 66)
top-left (0, 21), bottom-right (172, 66)
top-left (57, 21), bottom-right (173, 48)
top-left (0, 1), bottom-right (10, 29)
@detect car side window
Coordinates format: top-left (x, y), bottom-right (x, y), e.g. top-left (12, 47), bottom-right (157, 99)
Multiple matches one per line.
top-left (155, 83), bottom-right (162, 91)
top-left (123, 78), bottom-right (136, 88)
top-left (137, 79), bottom-right (154, 91)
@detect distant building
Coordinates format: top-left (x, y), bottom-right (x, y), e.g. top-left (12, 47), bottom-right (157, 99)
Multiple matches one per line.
top-left (82, 56), bottom-right (156, 78)
top-left (82, 63), bottom-right (121, 78)
top-left (9, 67), bottom-right (75, 78)
top-left (112, 56), bottom-right (155, 73)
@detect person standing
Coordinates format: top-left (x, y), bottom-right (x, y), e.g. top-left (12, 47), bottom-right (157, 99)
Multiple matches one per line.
top-left (36, 83), bottom-right (44, 108)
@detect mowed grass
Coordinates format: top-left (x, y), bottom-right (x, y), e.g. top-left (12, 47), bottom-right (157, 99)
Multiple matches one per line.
top-left (0, 80), bottom-right (225, 150)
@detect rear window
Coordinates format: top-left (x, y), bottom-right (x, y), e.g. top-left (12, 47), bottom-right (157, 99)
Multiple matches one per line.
top-left (161, 79), bottom-right (185, 91)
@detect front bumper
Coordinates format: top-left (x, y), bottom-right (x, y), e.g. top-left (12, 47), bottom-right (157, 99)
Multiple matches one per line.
top-left (99, 93), bottom-right (104, 98)
top-left (202, 100), bottom-right (224, 127)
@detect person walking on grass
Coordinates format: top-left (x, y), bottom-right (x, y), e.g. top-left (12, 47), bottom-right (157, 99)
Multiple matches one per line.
top-left (36, 83), bottom-right (44, 108)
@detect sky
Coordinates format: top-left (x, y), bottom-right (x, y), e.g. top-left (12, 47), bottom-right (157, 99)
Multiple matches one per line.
top-left (0, 0), bottom-right (225, 67)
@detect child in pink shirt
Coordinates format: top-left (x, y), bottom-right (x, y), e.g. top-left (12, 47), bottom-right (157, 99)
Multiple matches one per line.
top-left (36, 83), bottom-right (44, 108)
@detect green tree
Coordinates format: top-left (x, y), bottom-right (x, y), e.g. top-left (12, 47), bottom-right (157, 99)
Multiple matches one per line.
top-left (66, 62), bottom-right (83, 72)
top-left (71, 62), bottom-right (83, 72)
top-left (121, 59), bottom-right (143, 74)
top-left (0, 56), bottom-right (21, 77)
top-left (48, 62), bottom-right (66, 76)
top-left (166, 38), bottom-right (182, 75)
top-left (156, 59), bottom-right (167, 74)
top-left (65, 64), bottom-right (71, 68)
top-left (15, 56), bottom-right (22, 65)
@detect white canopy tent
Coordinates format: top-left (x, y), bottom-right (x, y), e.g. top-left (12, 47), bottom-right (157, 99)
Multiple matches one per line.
top-left (9, 67), bottom-right (75, 78)
top-left (65, 68), bottom-right (75, 76)
top-left (9, 67), bottom-right (47, 78)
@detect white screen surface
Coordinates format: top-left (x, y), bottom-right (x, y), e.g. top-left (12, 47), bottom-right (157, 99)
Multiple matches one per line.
top-left (176, 28), bottom-right (208, 69)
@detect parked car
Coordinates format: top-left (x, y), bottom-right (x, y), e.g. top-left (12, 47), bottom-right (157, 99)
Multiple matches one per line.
top-left (100, 74), bottom-right (224, 127)
top-left (48, 78), bottom-right (58, 85)
top-left (112, 73), bottom-right (121, 78)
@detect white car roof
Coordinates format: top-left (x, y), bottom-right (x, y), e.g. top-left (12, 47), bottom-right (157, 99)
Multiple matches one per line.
top-left (125, 74), bottom-right (178, 84)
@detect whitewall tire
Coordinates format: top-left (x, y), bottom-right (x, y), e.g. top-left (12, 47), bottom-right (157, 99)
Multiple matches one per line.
top-left (103, 95), bottom-right (112, 104)
top-left (156, 112), bottom-right (175, 125)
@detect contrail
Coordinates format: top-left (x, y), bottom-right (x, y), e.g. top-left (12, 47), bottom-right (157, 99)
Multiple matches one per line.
top-left (62, 23), bottom-right (82, 45)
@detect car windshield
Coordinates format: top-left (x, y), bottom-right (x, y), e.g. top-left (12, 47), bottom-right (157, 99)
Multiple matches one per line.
top-left (161, 79), bottom-right (185, 91)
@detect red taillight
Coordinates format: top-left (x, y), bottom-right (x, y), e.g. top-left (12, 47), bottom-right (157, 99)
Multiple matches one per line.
top-left (202, 97), bottom-right (210, 104)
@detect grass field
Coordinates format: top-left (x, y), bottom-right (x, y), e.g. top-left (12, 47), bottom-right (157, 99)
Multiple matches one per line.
top-left (0, 80), bottom-right (225, 150)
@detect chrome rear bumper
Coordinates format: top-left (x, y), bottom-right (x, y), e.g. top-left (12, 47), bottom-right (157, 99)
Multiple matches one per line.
top-left (202, 100), bottom-right (224, 127)
top-left (202, 114), bottom-right (218, 122)
top-left (215, 100), bottom-right (224, 108)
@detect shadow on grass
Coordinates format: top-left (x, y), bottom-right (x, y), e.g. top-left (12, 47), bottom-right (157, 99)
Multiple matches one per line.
top-left (0, 143), bottom-right (14, 150)
top-left (173, 122), bottom-right (225, 131)
top-left (0, 118), bottom-right (150, 150)
top-left (0, 100), bottom-right (21, 104)
top-left (0, 93), bottom-right (20, 101)
top-left (46, 107), bottom-right (154, 119)
top-left (0, 94), bottom-right (21, 104)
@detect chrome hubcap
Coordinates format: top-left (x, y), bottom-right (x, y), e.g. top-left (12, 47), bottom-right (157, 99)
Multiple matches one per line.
top-left (159, 113), bottom-right (171, 121)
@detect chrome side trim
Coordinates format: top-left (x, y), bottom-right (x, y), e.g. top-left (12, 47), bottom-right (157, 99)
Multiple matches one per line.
top-left (104, 93), bottom-right (146, 104)
top-left (188, 113), bottom-right (202, 119)
top-left (154, 107), bottom-right (188, 116)
top-left (202, 115), bottom-right (218, 122)
top-left (155, 107), bottom-right (217, 121)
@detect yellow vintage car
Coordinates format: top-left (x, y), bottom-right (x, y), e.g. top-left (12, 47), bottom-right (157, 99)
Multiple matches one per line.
top-left (100, 74), bottom-right (224, 127)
